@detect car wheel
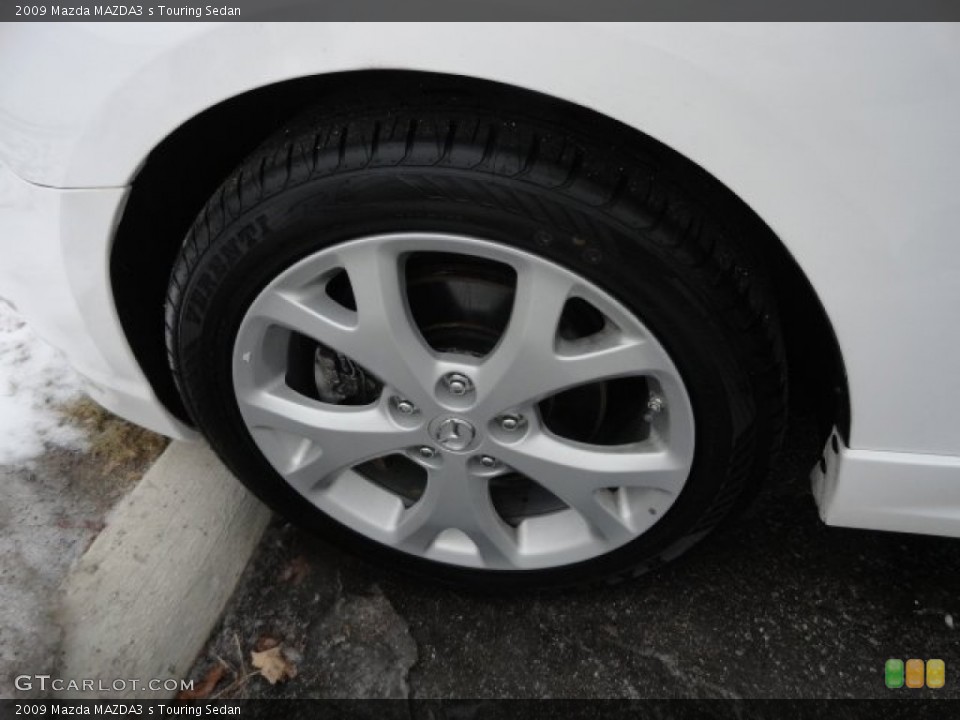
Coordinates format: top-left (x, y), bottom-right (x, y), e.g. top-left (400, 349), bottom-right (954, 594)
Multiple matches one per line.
top-left (165, 95), bottom-right (786, 590)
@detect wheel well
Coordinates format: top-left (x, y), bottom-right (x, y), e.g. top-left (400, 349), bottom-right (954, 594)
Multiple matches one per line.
top-left (110, 70), bottom-right (849, 441)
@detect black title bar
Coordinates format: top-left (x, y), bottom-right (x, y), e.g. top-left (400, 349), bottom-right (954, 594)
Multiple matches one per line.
top-left (3, 1), bottom-right (960, 22)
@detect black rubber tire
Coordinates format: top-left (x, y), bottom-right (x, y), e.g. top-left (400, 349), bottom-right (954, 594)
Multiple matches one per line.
top-left (165, 87), bottom-right (787, 591)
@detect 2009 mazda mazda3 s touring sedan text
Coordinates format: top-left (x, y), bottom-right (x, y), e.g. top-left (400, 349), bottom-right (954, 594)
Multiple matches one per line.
top-left (2, 22), bottom-right (958, 590)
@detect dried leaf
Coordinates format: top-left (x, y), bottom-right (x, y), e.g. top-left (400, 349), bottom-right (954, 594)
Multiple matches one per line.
top-left (251, 645), bottom-right (297, 685)
top-left (254, 635), bottom-right (280, 652)
top-left (177, 664), bottom-right (225, 700)
top-left (279, 554), bottom-right (311, 584)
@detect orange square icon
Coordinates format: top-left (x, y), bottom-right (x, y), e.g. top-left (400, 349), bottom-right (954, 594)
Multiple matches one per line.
top-left (927, 659), bottom-right (946, 689)
top-left (905, 659), bottom-right (925, 688)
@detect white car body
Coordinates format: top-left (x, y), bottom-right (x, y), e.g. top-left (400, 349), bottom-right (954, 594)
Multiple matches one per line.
top-left (2, 22), bottom-right (959, 538)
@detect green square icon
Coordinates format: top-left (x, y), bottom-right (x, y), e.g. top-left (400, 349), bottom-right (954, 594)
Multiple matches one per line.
top-left (886, 659), bottom-right (905, 688)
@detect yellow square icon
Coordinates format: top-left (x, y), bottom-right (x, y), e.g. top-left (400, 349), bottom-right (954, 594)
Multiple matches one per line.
top-left (927, 659), bottom-right (945, 689)
top-left (906, 659), bottom-right (925, 688)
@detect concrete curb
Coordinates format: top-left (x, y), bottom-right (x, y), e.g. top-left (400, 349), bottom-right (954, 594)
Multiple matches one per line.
top-left (55, 441), bottom-right (271, 700)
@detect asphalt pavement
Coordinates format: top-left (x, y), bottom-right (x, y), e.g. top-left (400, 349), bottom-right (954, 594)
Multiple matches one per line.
top-left (187, 401), bottom-right (960, 699)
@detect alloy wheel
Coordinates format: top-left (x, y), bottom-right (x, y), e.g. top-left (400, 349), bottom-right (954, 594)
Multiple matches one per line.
top-left (232, 233), bottom-right (695, 570)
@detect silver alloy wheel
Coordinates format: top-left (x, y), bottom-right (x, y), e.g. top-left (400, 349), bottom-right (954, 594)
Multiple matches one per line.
top-left (232, 233), bottom-right (695, 570)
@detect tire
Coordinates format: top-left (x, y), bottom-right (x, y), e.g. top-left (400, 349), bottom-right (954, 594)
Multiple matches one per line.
top-left (165, 88), bottom-right (787, 591)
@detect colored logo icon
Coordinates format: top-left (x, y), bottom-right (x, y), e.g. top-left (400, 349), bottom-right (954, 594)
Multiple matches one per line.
top-left (886, 659), bottom-right (946, 689)
top-left (906, 659), bottom-right (925, 688)
top-left (885, 659), bottom-right (904, 688)
top-left (927, 659), bottom-right (946, 689)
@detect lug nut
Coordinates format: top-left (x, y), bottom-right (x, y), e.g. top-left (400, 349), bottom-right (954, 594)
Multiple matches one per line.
top-left (443, 373), bottom-right (473, 397)
top-left (395, 398), bottom-right (416, 415)
top-left (479, 455), bottom-right (499, 468)
top-left (498, 414), bottom-right (523, 432)
top-left (418, 446), bottom-right (437, 459)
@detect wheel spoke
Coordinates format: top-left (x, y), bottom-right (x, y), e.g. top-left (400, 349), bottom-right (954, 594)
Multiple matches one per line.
top-left (249, 289), bottom-right (356, 358)
top-left (334, 241), bottom-right (439, 406)
top-left (473, 261), bottom-right (668, 418)
top-left (236, 382), bottom-right (413, 490)
top-left (472, 260), bottom-right (571, 416)
top-left (393, 455), bottom-right (517, 567)
top-left (247, 241), bottom-right (439, 407)
top-left (494, 426), bottom-right (687, 542)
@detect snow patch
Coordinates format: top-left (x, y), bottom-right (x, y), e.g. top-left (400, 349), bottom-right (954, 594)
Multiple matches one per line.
top-left (0, 300), bottom-right (87, 465)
